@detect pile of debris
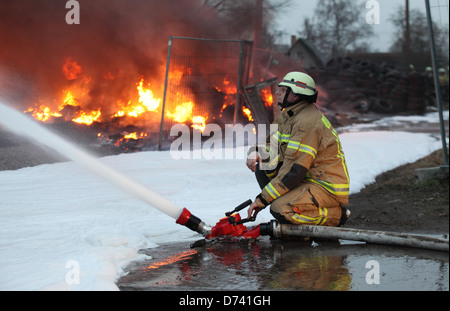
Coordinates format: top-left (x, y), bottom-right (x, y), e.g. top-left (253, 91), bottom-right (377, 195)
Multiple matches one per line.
top-left (310, 57), bottom-right (435, 116)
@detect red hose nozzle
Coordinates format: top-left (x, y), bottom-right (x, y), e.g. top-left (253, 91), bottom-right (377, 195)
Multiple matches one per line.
top-left (176, 208), bottom-right (211, 236)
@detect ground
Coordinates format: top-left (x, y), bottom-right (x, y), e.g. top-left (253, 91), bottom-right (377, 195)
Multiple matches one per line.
top-left (347, 148), bottom-right (449, 234)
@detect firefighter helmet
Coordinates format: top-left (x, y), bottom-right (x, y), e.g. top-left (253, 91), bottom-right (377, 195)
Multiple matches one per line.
top-left (278, 72), bottom-right (317, 96)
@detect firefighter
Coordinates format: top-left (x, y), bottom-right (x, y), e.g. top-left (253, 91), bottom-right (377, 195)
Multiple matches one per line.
top-left (439, 68), bottom-right (449, 85)
top-left (246, 71), bottom-right (350, 227)
top-left (439, 68), bottom-right (449, 102)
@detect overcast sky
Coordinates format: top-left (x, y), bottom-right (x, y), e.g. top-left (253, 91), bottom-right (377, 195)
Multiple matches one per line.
top-left (272, 0), bottom-right (449, 52)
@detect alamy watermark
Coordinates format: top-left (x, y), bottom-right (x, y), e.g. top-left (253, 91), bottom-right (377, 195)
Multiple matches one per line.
top-left (365, 260), bottom-right (380, 284)
top-left (365, 0), bottom-right (380, 25)
top-left (169, 123), bottom-right (279, 170)
top-left (66, 0), bottom-right (80, 25)
top-left (65, 259), bottom-right (80, 285)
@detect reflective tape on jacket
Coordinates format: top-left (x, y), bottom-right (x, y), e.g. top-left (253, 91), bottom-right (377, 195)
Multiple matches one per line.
top-left (264, 182), bottom-right (281, 200)
top-left (273, 131), bottom-right (291, 143)
top-left (287, 140), bottom-right (317, 158)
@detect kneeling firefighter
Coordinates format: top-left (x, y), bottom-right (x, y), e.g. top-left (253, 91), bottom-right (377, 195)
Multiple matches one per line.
top-left (246, 72), bottom-right (350, 227)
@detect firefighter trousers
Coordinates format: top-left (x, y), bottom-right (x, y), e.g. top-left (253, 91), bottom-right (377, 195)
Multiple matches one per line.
top-left (255, 165), bottom-right (343, 227)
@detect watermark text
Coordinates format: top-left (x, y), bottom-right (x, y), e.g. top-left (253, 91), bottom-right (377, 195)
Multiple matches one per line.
top-left (365, 260), bottom-right (380, 284)
top-left (365, 0), bottom-right (380, 25)
top-left (65, 259), bottom-right (80, 285)
top-left (66, 0), bottom-right (80, 25)
top-left (169, 123), bottom-right (278, 169)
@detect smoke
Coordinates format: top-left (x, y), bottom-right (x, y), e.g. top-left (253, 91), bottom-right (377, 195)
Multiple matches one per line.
top-left (0, 0), bottom-right (242, 116)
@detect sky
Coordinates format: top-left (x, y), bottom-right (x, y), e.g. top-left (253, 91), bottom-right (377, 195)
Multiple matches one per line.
top-left (273, 0), bottom-right (450, 52)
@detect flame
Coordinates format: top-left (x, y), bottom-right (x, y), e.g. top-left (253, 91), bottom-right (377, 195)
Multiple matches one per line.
top-left (113, 131), bottom-right (147, 147)
top-left (168, 68), bottom-right (186, 86)
top-left (24, 60), bottom-right (244, 142)
top-left (166, 101), bottom-right (193, 123)
top-left (62, 58), bottom-right (82, 80)
top-left (25, 104), bottom-right (62, 122)
top-left (215, 77), bottom-right (235, 94)
top-left (114, 78), bottom-right (161, 118)
top-left (261, 88), bottom-right (273, 108)
top-left (242, 107), bottom-right (253, 121)
top-left (63, 90), bottom-right (78, 107)
top-left (114, 77), bottom-right (161, 118)
top-left (192, 115), bottom-right (206, 132)
top-left (72, 109), bottom-right (101, 125)
top-left (136, 78), bottom-right (160, 112)
top-left (123, 131), bottom-right (147, 140)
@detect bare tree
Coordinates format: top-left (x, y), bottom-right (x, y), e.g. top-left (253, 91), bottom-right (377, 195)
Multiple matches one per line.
top-left (300, 0), bottom-right (374, 59)
top-left (389, 6), bottom-right (449, 67)
top-left (202, 0), bottom-right (291, 47)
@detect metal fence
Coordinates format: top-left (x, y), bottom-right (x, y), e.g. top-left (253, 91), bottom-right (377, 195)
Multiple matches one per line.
top-left (158, 36), bottom-right (253, 150)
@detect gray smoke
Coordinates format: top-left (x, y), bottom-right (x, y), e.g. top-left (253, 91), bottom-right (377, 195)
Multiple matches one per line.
top-left (0, 0), bottom-right (241, 117)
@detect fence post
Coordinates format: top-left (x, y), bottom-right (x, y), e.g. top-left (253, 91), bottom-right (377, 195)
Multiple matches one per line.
top-left (233, 41), bottom-right (245, 125)
top-left (159, 36), bottom-right (173, 151)
top-left (425, 0), bottom-right (449, 167)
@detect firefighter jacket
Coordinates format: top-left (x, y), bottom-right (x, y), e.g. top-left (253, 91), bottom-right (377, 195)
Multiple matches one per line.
top-left (252, 101), bottom-right (350, 208)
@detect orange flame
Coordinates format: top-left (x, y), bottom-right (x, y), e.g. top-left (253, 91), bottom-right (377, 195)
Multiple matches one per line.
top-left (242, 107), bottom-right (253, 122)
top-left (62, 58), bottom-right (82, 80)
top-left (166, 101), bottom-right (193, 123)
top-left (25, 105), bottom-right (62, 122)
top-left (25, 59), bottom-right (245, 138)
top-left (192, 115), bottom-right (206, 132)
top-left (72, 109), bottom-right (101, 125)
top-left (261, 88), bottom-right (273, 108)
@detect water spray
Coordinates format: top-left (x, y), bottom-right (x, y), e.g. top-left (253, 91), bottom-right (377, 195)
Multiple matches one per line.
top-left (0, 103), bottom-right (210, 235)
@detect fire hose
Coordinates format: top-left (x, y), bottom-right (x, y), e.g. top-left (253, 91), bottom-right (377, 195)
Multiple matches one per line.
top-left (177, 200), bottom-right (449, 252)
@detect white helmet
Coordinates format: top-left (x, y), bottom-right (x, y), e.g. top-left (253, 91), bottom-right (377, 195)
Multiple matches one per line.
top-left (279, 72), bottom-right (317, 96)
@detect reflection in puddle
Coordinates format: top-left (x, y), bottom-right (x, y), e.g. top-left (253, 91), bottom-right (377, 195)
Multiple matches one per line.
top-left (118, 237), bottom-right (449, 291)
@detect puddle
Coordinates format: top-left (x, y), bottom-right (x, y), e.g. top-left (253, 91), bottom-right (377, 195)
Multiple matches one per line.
top-left (117, 236), bottom-right (449, 291)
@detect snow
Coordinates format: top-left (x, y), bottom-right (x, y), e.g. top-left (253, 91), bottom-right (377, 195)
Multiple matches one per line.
top-left (0, 110), bottom-right (448, 291)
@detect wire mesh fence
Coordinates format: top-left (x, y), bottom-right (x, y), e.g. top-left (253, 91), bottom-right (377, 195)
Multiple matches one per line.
top-left (158, 37), bottom-right (253, 149)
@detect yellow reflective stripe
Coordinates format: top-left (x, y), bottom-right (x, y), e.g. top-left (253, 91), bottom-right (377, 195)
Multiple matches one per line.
top-left (264, 154), bottom-right (280, 171)
top-left (299, 144), bottom-right (317, 158)
top-left (264, 182), bottom-right (281, 200)
top-left (321, 114), bottom-right (350, 186)
top-left (321, 115), bottom-right (332, 129)
top-left (287, 140), bottom-right (300, 150)
top-left (272, 131), bottom-right (281, 142)
top-left (273, 131), bottom-right (291, 143)
top-left (281, 134), bottom-right (291, 142)
top-left (265, 170), bottom-right (277, 178)
top-left (317, 217), bottom-right (327, 226)
top-left (292, 214), bottom-right (316, 224)
top-left (268, 154), bottom-right (280, 166)
top-left (287, 141), bottom-right (317, 158)
top-left (292, 213), bottom-right (327, 225)
top-left (308, 178), bottom-right (350, 196)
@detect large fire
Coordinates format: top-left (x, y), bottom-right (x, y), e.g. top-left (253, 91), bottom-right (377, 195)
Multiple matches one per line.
top-left (23, 57), bottom-right (258, 149)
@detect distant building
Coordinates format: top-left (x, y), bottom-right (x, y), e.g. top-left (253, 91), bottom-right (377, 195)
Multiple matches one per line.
top-left (287, 37), bottom-right (327, 69)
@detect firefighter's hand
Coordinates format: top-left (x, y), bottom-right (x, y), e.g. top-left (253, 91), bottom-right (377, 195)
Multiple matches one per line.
top-left (248, 201), bottom-right (263, 219)
top-left (246, 151), bottom-right (261, 172)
